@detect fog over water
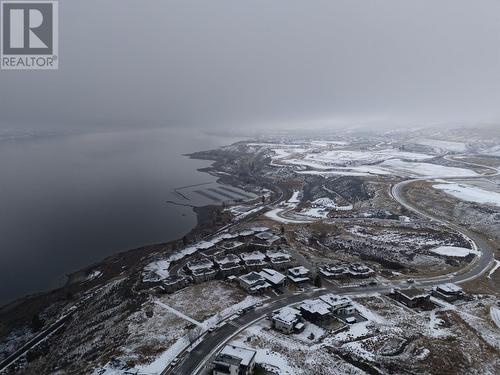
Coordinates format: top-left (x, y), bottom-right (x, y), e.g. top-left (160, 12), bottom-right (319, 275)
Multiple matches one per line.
top-left (0, 129), bottom-right (240, 303)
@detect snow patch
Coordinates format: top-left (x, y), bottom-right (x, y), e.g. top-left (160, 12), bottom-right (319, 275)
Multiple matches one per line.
top-left (433, 182), bottom-right (500, 207)
top-left (430, 246), bottom-right (479, 258)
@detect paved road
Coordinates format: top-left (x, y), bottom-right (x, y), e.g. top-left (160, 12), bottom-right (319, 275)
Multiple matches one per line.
top-left (391, 180), bottom-right (495, 285)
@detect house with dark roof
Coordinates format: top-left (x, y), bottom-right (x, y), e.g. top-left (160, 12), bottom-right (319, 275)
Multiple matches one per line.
top-left (319, 264), bottom-right (349, 279)
top-left (432, 283), bottom-right (464, 302)
top-left (266, 249), bottom-right (293, 270)
top-left (240, 251), bottom-right (267, 271)
top-left (214, 253), bottom-right (243, 276)
top-left (348, 263), bottom-right (375, 278)
top-left (186, 259), bottom-right (217, 283)
top-left (299, 298), bottom-right (335, 326)
top-left (162, 275), bottom-right (189, 293)
top-left (394, 288), bottom-right (431, 308)
top-left (287, 266), bottom-right (311, 284)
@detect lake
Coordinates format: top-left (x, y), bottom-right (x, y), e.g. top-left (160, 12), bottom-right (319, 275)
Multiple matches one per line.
top-left (0, 128), bottom-right (241, 304)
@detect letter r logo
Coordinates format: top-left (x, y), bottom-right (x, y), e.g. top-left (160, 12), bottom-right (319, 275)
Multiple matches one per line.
top-left (1, 1), bottom-right (54, 55)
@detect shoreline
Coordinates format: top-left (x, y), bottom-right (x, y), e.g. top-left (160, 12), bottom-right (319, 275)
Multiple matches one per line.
top-left (0, 150), bottom-right (233, 315)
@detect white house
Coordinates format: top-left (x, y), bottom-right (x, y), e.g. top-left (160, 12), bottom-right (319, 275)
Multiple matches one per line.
top-left (266, 249), bottom-right (293, 269)
top-left (238, 271), bottom-right (271, 293)
top-left (213, 345), bottom-right (256, 375)
top-left (240, 251), bottom-right (267, 270)
top-left (287, 266), bottom-right (311, 284)
top-left (320, 294), bottom-right (355, 315)
top-left (271, 307), bottom-right (303, 334)
top-left (259, 268), bottom-right (286, 288)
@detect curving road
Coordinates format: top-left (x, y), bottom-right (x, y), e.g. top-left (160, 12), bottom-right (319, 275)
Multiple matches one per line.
top-left (166, 157), bottom-right (498, 375)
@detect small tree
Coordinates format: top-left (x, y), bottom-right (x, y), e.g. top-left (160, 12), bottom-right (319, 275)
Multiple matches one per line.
top-left (187, 326), bottom-right (203, 343)
top-left (31, 314), bottom-right (44, 333)
top-left (314, 275), bottom-right (322, 288)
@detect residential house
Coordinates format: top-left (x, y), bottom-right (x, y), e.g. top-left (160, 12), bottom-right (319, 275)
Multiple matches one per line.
top-left (348, 263), bottom-right (375, 278)
top-left (259, 268), bottom-right (286, 288)
top-left (254, 231), bottom-right (282, 245)
top-left (214, 253), bottom-right (243, 276)
top-left (238, 272), bottom-right (271, 294)
top-left (287, 266), bottom-right (311, 284)
top-left (299, 298), bottom-right (334, 326)
top-left (162, 275), bottom-right (189, 293)
top-left (220, 241), bottom-right (245, 251)
top-left (240, 251), bottom-right (267, 271)
top-left (266, 249), bottom-right (293, 270)
top-left (319, 264), bottom-right (349, 279)
top-left (394, 288), bottom-right (431, 308)
top-left (320, 294), bottom-right (356, 316)
top-left (319, 263), bottom-right (375, 279)
top-left (271, 307), bottom-right (303, 334)
top-left (213, 345), bottom-right (256, 375)
top-left (433, 283), bottom-right (464, 302)
top-left (186, 259), bottom-right (217, 283)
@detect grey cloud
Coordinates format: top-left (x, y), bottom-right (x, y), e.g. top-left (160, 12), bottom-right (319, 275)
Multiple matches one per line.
top-left (1, 0), bottom-right (499, 133)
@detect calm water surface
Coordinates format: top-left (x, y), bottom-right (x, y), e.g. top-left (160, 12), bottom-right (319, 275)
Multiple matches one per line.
top-left (0, 128), bottom-right (240, 304)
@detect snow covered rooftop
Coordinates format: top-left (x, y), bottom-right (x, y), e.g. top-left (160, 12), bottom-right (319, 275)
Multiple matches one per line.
top-left (300, 299), bottom-right (332, 316)
top-left (214, 253), bottom-right (241, 265)
top-left (238, 229), bottom-right (256, 237)
top-left (320, 294), bottom-right (352, 308)
top-left (288, 266), bottom-right (310, 277)
top-left (186, 258), bottom-right (214, 271)
top-left (249, 226), bottom-right (270, 232)
top-left (259, 268), bottom-right (286, 285)
top-left (217, 345), bottom-right (256, 367)
top-left (241, 251), bottom-right (266, 262)
top-left (239, 271), bottom-right (265, 285)
top-left (220, 241), bottom-right (244, 250)
top-left (266, 249), bottom-right (292, 261)
top-left (396, 288), bottom-right (430, 300)
top-left (272, 307), bottom-right (301, 325)
top-left (436, 283), bottom-right (463, 294)
top-left (320, 264), bottom-right (347, 275)
top-left (255, 231), bottom-right (274, 240)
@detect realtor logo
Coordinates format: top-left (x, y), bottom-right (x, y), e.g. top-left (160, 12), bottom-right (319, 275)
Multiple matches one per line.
top-left (1, 0), bottom-right (58, 69)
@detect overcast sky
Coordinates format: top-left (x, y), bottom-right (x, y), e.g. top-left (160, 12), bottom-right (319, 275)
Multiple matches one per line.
top-left (1, 0), bottom-right (499, 133)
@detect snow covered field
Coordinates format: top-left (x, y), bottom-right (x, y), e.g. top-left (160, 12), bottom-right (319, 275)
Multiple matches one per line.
top-left (415, 139), bottom-right (468, 152)
top-left (377, 159), bottom-right (478, 178)
top-left (432, 182), bottom-right (500, 207)
top-left (94, 281), bottom-right (265, 375)
top-left (253, 141), bottom-right (479, 178)
top-left (304, 149), bottom-right (433, 165)
top-left (430, 246), bottom-right (479, 257)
